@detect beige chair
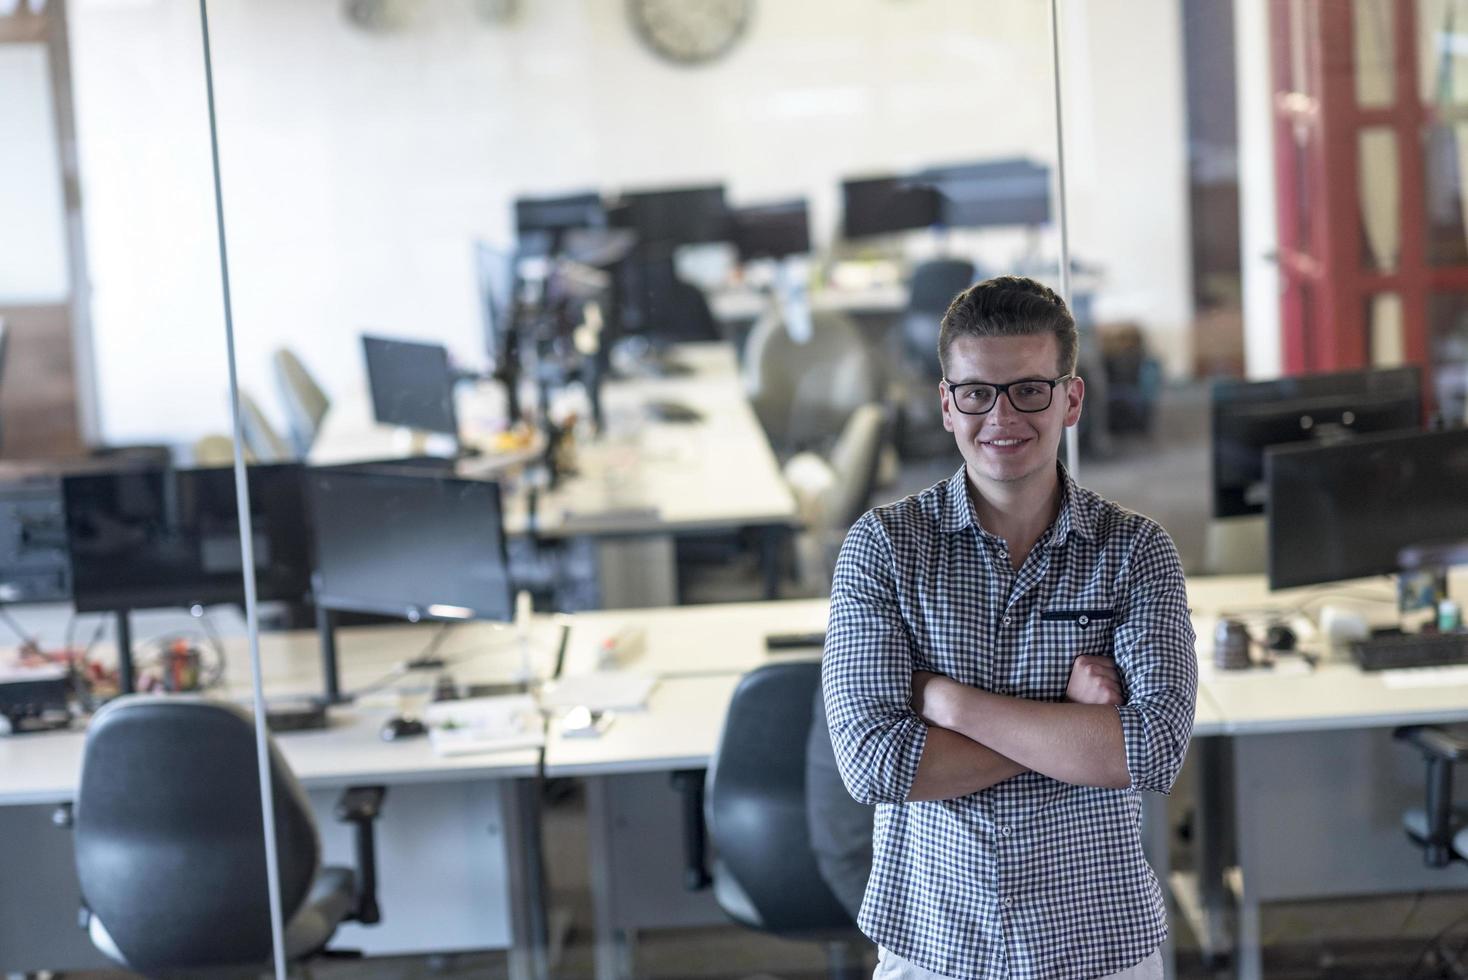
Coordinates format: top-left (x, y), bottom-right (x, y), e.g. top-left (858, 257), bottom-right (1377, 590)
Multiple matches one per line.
top-left (191, 434), bottom-right (244, 466)
top-left (744, 306), bottom-right (881, 458)
top-left (237, 391), bottom-right (294, 463)
top-left (783, 403), bottom-right (888, 593)
top-left (273, 348), bottom-right (329, 456)
top-left (1202, 515), bottom-right (1268, 575)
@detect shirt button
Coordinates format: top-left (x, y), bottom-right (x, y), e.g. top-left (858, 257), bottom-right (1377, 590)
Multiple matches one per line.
top-left (1001, 826), bottom-right (1013, 837)
top-left (1078, 614), bottom-right (1090, 627)
top-left (1002, 897), bottom-right (1014, 909)
top-left (1002, 615), bottom-right (1011, 625)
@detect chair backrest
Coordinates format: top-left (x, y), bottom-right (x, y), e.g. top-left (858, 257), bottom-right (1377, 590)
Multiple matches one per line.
top-left (705, 661), bottom-right (855, 938)
top-left (239, 390), bottom-right (294, 463)
top-left (273, 348), bottom-right (330, 456)
top-left (74, 696), bottom-right (320, 973)
top-left (903, 259), bottom-right (977, 372)
top-left (1202, 515), bottom-right (1267, 575)
top-left (824, 403), bottom-right (888, 529)
top-left (745, 308), bottom-right (880, 455)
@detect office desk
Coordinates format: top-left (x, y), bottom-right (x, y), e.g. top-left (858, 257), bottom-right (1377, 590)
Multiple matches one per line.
top-left (1184, 571), bottom-right (1468, 980)
top-left (0, 621), bottom-right (554, 979)
top-left (311, 342), bottom-right (799, 607)
top-left (544, 599), bottom-right (1226, 980)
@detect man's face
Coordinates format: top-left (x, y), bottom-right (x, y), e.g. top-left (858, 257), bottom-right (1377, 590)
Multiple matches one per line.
top-left (939, 333), bottom-right (1084, 488)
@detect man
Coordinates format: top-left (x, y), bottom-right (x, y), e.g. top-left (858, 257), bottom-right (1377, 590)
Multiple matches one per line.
top-left (822, 276), bottom-right (1197, 980)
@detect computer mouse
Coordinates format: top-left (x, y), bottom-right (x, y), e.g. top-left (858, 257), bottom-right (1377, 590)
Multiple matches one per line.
top-left (380, 716), bottom-right (427, 741)
top-left (1265, 623), bottom-right (1298, 651)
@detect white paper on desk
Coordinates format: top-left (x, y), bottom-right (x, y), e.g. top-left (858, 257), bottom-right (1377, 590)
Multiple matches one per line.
top-left (1380, 665), bottom-right (1468, 689)
top-left (424, 695), bottom-right (544, 756)
top-left (539, 671), bottom-right (657, 712)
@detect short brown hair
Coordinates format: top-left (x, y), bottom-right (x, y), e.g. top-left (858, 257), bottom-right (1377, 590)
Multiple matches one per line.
top-left (937, 275), bottom-right (1077, 377)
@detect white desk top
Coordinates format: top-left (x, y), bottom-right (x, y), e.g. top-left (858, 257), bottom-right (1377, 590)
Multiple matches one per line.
top-left (0, 620), bottom-right (559, 806)
top-left (560, 598), bottom-right (828, 678)
top-left (543, 674), bottom-right (740, 777)
top-left (310, 342), bottom-right (797, 537)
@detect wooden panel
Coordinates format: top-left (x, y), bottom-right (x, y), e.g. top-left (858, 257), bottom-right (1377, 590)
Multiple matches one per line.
top-left (0, 303), bottom-right (83, 458)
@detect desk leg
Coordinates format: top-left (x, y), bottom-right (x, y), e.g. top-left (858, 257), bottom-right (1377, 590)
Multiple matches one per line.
top-left (1230, 742), bottom-right (1262, 980)
top-left (760, 525), bottom-right (785, 600)
top-left (587, 777), bottom-right (635, 980)
top-left (1195, 737), bottom-right (1234, 965)
top-left (1140, 792), bottom-right (1176, 980)
top-left (503, 778), bottom-right (549, 980)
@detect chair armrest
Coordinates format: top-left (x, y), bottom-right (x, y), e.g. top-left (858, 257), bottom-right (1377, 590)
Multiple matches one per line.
top-left (1396, 725), bottom-right (1468, 762)
top-left (335, 786), bottom-right (385, 823)
top-left (669, 770), bottom-right (711, 891)
top-left (1396, 727), bottom-right (1468, 867)
top-left (335, 786), bottom-right (386, 924)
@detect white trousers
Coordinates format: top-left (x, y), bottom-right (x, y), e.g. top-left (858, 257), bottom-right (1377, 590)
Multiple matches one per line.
top-left (874, 946), bottom-right (1164, 980)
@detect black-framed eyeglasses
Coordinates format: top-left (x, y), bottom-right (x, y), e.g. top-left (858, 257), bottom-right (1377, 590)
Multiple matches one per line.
top-left (943, 375), bottom-right (1074, 415)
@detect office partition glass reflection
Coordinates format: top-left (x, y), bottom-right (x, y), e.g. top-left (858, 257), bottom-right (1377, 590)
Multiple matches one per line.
top-left (0, 0), bottom-right (277, 976)
top-left (196, 1), bottom-right (1070, 975)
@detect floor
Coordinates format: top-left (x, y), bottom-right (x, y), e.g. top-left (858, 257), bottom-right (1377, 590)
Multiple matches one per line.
top-left (48, 383), bottom-right (1468, 980)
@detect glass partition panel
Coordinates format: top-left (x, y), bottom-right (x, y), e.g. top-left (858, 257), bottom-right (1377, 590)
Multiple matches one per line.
top-left (203, 0), bottom-right (1063, 974)
top-left (0, 2), bottom-right (272, 977)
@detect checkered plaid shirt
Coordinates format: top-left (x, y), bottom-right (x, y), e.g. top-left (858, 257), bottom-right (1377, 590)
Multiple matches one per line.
top-left (822, 465), bottom-right (1197, 980)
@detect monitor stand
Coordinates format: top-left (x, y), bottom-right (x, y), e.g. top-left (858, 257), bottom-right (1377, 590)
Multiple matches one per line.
top-left (316, 603), bottom-right (345, 704)
top-left (113, 609), bottom-right (136, 694)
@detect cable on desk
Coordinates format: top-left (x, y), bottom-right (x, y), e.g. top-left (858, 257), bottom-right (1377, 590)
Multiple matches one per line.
top-left (551, 624), bottom-right (569, 677)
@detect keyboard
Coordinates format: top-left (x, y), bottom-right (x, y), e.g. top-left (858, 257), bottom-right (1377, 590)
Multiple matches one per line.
top-left (1351, 631), bottom-right (1468, 671)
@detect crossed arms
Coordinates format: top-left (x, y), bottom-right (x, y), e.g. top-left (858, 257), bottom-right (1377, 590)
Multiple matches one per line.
top-left (822, 514), bottom-right (1198, 806)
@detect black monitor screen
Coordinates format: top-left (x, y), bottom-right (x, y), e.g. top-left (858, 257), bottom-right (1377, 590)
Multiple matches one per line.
top-left (1266, 427), bottom-right (1468, 590)
top-left (731, 200), bottom-right (811, 261)
top-left (841, 176), bottom-right (940, 238)
top-left (362, 335), bottom-right (459, 436)
top-left (62, 465), bottom-right (312, 612)
top-left (474, 243), bottom-right (516, 365)
top-left (307, 467), bottom-right (513, 622)
top-left (617, 185), bottom-right (729, 245)
top-left (1211, 366), bottom-right (1421, 518)
top-left (514, 192), bottom-right (605, 239)
top-left (917, 158), bottom-right (1052, 228)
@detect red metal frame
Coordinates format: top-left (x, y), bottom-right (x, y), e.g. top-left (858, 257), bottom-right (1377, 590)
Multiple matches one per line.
top-left (1271, 0), bottom-right (1436, 382)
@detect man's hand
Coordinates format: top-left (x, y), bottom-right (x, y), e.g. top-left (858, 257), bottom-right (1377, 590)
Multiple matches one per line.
top-left (911, 670), bottom-right (966, 729)
top-left (1066, 655), bottom-right (1123, 705)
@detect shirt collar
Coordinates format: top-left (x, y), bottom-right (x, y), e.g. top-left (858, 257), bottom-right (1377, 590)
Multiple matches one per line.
top-left (940, 462), bottom-right (1098, 546)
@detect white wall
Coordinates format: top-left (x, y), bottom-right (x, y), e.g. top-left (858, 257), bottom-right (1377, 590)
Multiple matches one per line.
top-left (0, 44), bottom-right (69, 303)
top-left (68, 0), bottom-right (1192, 444)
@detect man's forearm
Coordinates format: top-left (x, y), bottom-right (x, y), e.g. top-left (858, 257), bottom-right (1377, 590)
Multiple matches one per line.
top-left (907, 725), bottom-right (1027, 801)
top-left (935, 688), bottom-right (1129, 789)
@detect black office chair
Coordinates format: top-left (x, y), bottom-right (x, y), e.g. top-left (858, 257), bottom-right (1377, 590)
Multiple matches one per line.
top-left (895, 259), bottom-right (977, 457)
top-left (1397, 724), bottom-right (1468, 867)
top-left (1395, 725), bottom-right (1468, 979)
top-left (704, 661), bottom-right (867, 980)
top-left (62, 696), bottom-right (384, 977)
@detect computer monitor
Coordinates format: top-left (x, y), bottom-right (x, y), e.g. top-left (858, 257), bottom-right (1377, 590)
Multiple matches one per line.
top-left (513, 191), bottom-right (606, 243)
top-left (61, 464), bottom-right (313, 613)
top-left (474, 242), bottom-right (516, 367)
top-left (1211, 366), bottom-right (1422, 518)
top-left (731, 199), bottom-right (811, 261)
top-left (616, 185), bottom-right (730, 246)
top-left (306, 467), bottom-right (513, 623)
top-left (1266, 427), bottom-right (1468, 590)
top-left (840, 175), bottom-right (940, 238)
top-left (361, 335), bottom-right (460, 437)
top-left (916, 158), bottom-right (1052, 228)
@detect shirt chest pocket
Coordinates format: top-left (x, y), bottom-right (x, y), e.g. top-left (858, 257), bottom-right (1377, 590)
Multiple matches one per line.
top-left (1022, 608), bottom-right (1118, 700)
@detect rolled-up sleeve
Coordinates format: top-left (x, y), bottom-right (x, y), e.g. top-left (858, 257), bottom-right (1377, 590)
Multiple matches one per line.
top-left (822, 513), bottom-right (928, 805)
top-left (1112, 525), bottom-right (1198, 794)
